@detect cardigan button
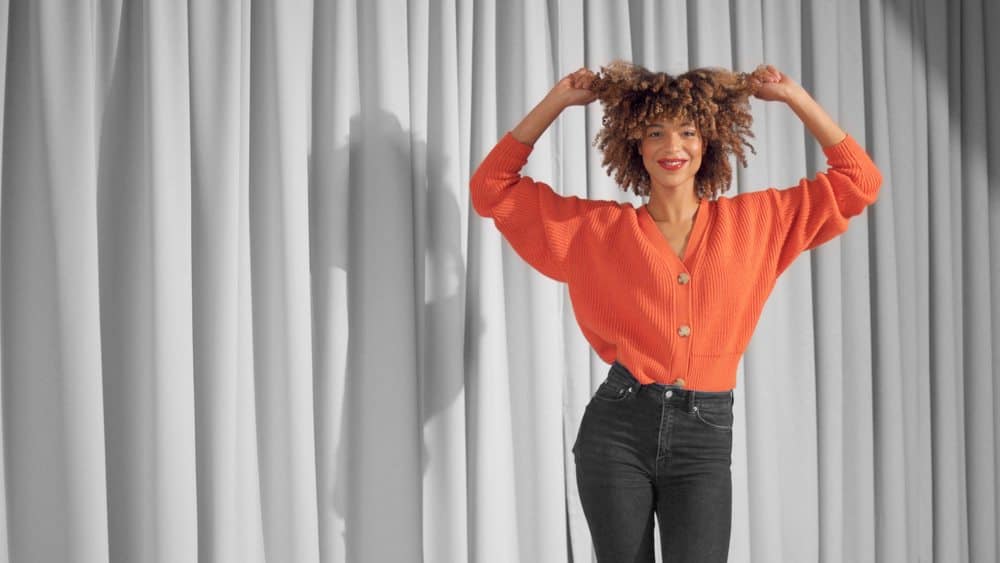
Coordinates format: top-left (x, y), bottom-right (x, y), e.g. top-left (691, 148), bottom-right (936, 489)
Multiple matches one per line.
top-left (678, 272), bottom-right (690, 285)
top-left (678, 325), bottom-right (691, 337)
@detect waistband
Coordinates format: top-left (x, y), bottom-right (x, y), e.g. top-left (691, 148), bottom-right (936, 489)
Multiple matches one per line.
top-left (609, 361), bottom-right (733, 407)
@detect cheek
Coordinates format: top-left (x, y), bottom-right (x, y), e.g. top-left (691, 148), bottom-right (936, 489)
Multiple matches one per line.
top-left (640, 157), bottom-right (656, 177)
top-left (690, 141), bottom-right (705, 167)
top-left (691, 138), bottom-right (704, 155)
top-left (639, 144), bottom-right (655, 166)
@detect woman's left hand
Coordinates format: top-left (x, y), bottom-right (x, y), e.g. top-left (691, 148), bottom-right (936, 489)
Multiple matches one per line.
top-left (751, 64), bottom-right (802, 103)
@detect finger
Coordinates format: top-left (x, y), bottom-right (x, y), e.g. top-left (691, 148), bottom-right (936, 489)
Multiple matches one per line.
top-left (571, 74), bottom-right (594, 90)
top-left (755, 64), bottom-right (779, 82)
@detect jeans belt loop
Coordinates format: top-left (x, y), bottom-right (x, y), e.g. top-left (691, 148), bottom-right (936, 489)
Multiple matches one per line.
top-left (686, 390), bottom-right (696, 413)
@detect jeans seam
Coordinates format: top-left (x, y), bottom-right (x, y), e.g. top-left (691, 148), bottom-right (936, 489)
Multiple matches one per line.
top-left (693, 407), bottom-right (733, 431)
top-left (655, 397), bottom-right (665, 480)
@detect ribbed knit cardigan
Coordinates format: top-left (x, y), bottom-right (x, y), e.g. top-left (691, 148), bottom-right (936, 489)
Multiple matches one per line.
top-left (470, 132), bottom-right (882, 391)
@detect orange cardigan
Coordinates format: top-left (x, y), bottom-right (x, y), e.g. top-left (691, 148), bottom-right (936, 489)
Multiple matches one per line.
top-left (470, 132), bottom-right (882, 391)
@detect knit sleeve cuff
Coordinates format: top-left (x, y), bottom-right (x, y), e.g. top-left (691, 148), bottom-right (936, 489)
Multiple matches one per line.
top-left (489, 132), bottom-right (534, 166)
top-left (822, 134), bottom-right (867, 167)
top-left (821, 133), bottom-right (883, 202)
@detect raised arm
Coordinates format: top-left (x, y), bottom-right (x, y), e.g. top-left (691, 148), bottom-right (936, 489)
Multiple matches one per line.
top-left (469, 68), bottom-right (601, 282)
top-left (752, 64), bottom-right (846, 147)
top-left (510, 67), bottom-right (598, 146)
top-left (750, 65), bottom-right (883, 275)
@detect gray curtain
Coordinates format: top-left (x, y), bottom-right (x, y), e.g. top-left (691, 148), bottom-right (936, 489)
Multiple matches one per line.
top-left (0, 1), bottom-right (996, 562)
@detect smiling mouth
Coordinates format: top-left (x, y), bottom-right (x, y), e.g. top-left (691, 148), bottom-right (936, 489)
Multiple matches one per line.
top-left (657, 159), bottom-right (687, 171)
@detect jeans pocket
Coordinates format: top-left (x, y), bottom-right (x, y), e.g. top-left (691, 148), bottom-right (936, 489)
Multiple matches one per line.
top-left (692, 405), bottom-right (733, 431)
top-left (592, 381), bottom-right (634, 402)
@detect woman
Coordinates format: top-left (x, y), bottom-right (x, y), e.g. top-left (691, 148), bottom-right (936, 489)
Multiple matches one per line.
top-left (469, 62), bottom-right (882, 562)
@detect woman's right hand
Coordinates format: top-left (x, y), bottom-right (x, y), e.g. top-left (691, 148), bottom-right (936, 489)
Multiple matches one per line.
top-left (547, 67), bottom-right (599, 108)
top-left (510, 67), bottom-right (598, 146)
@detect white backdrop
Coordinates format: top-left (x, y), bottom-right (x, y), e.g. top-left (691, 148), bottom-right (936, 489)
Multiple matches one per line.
top-left (1, 1), bottom-right (998, 562)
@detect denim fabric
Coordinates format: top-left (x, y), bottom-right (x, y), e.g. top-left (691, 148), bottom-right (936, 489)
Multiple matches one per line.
top-left (573, 361), bottom-right (735, 563)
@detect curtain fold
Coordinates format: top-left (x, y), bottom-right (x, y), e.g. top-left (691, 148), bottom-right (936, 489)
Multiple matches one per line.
top-left (3, 1), bottom-right (109, 562)
top-left (1, 1), bottom-right (997, 562)
top-left (188, 2), bottom-right (265, 562)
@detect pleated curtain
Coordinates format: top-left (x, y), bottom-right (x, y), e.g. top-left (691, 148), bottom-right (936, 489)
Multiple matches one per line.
top-left (1, 1), bottom-right (997, 562)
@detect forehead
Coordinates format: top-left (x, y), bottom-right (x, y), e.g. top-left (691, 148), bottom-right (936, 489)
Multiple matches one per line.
top-left (645, 115), bottom-right (696, 129)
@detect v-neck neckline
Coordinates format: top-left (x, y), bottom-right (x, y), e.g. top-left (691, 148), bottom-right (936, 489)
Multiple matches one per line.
top-left (638, 198), bottom-right (709, 270)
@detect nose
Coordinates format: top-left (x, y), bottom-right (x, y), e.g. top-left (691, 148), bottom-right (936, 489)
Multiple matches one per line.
top-left (664, 131), bottom-right (684, 150)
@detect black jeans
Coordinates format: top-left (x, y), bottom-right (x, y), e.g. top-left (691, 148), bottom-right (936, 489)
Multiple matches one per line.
top-left (573, 361), bottom-right (734, 562)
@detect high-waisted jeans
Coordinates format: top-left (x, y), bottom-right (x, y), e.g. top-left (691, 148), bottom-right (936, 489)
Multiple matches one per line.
top-left (573, 361), bottom-right (735, 562)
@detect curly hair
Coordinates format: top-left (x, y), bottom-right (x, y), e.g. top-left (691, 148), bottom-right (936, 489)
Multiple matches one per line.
top-left (590, 61), bottom-right (762, 199)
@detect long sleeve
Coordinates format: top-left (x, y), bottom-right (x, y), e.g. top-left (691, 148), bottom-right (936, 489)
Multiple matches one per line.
top-left (470, 133), bottom-right (596, 282)
top-left (768, 134), bottom-right (883, 276)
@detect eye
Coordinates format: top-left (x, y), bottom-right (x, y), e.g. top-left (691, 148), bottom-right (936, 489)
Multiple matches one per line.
top-left (682, 129), bottom-right (698, 137)
top-left (647, 130), bottom-right (662, 138)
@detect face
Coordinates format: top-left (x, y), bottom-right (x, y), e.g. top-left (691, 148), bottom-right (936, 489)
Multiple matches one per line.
top-left (639, 116), bottom-right (704, 193)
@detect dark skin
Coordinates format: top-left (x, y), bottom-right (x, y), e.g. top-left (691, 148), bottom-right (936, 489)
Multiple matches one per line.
top-left (638, 115), bottom-right (704, 259)
top-left (509, 64), bottom-right (847, 386)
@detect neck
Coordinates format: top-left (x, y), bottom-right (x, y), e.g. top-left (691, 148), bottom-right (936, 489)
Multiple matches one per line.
top-left (645, 184), bottom-right (701, 224)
